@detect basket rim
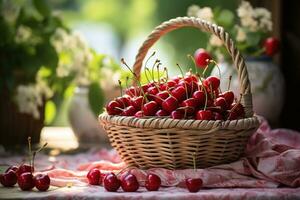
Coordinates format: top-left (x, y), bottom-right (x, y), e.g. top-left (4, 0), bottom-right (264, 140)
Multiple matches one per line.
top-left (98, 113), bottom-right (259, 131)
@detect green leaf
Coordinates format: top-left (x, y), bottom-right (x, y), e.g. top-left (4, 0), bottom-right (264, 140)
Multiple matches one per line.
top-left (216, 9), bottom-right (234, 28)
top-left (45, 100), bottom-right (56, 125)
top-left (33, 0), bottom-right (51, 17)
top-left (246, 32), bottom-right (261, 46)
top-left (88, 82), bottom-right (105, 116)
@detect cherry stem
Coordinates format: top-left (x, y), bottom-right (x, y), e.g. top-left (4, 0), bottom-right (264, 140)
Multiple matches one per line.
top-left (209, 59), bottom-right (222, 93)
top-left (164, 67), bottom-right (169, 81)
top-left (121, 58), bottom-right (148, 101)
top-left (27, 137), bottom-right (32, 172)
top-left (144, 68), bottom-right (151, 83)
top-left (187, 54), bottom-right (198, 74)
top-left (32, 142), bottom-right (48, 173)
top-left (118, 80), bottom-right (123, 96)
top-left (209, 84), bottom-right (215, 100)
top-left (228, 75), bottom-right (232, 91)
top-left (152, 59), bottom-right (160, 82)
top-left (157, 63), bottom-right (161, 84)
top-left (176, 63), bottom-right (189, 99)
top-left (145, 68), bottom-right (161, 92)
top-left (116, 164), bottom-right (136, 176)
top-left (144, 51), bottom-right (156, 69)
top-left (202, 59), bottom-right (211, 78)
top-left (197, 76), bottom-right (208, 111)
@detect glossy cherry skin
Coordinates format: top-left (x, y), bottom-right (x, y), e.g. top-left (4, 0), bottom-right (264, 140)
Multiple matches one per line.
top-left (154, 91), bottom-right (169, 105)
top-left (34, 174), bottom-right (50, 191)
top-left (219, 91), bottom-right (234, 106)
top-left (125, 86), bottom-right (138, 97)
top-left (120, 173), bottom-right (139, 192)
top-left (131, 96), bottom-right (145, 110)
top-left (184, 72), bottom-right (199, 83)
top-left (171, 76), bottom-right (182, 83)
top-left (0, 170), bottom-right (17, 187)
top-left (116, 96), bottom-right (131, 108)
top-left (147, 86), bottom-right (159, 100)
top-left (16, 164), bottom-right (33, 177)
top-left (171, 110), bottom-right (184, 119)
top-left (145, 174), bottom-right (161, 191)
top-left (203, 76), bottom-right (220, 91)
top-left (103, 173), bottom-right (120, 192)
top-left (213, 112), bottom-right (224, 120)
top-left (185, 178), bottom-right (203, 193)
top-left (134, 110), bottom-right (144, 118)
top-left (142, 101), bottom-right (159, 116)
top-left (162, 96), bottom-right (179, 113)
top-left (121, 106), bottom-right (137, 116)
top-left (230, 103), bottom-right (245, 116)
top-left (155, 109), bottom-right (169, 117)
top-left (192, 90), bottom-right (206, 106)
top-left (171, 86), bottom-right (187, 102)
top-left (106, 101), bottom-right (122, 115)
top-left (5, 166), bottom-right (18, 173)
top-left (181, 98), bottom-right (198, 115)
top-left (195, 110), bottom-right (213, 120)
top-left (194, 48), bottom-right (211, 68)
top-left (214, 97), bottom-right (228, 110)
top-left (87, 168), bottom-right (101, 185)
top-left (264, 37), bottom-right (279, 56)
top-left (17, 172), bottom-right (35, 191)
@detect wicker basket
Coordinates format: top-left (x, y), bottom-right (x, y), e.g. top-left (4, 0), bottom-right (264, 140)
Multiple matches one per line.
top-left (99, 17), bottom-right (259, 169)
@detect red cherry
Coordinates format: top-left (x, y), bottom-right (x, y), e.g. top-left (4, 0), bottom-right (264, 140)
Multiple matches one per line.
top-left (145, 174), bottom-right (161, 191)
top-left (131, 96), bottom-right (145, 110)
top-left (87, 168), bottom-right (101, 185)
top-left (154, 91), bottom-right (169, 105)
top-left (214, 97), bottom-right (228, 110)
top-left (120, 173), bottom-right (139, 192)
top-left (185, 178), bottom-right (203, 193)
top-left (164, 80), bottom-right (177, 90)
top-left (264, 37), bottom-right (279, 56)
top-left (184, 72), bottom-right (199, 83)
top-left (219, 91), bottom-right (234, 105)
top-left (147, 86), bottom-right (159, 100)
top-left (16, 164), bottom-right (33, 177)
top-left (192, 90), bottom-right (206, 106)
top-left (134, 111), bottom-right (144, 118)
top-left (195, 110), bottom-right (213, 120)
top-left (171, 110), bottom-right (184, 119)
top-left (17, 172), bottom-right (35, 191)
top-left (103, 173), bottom-right (120, 192)
top-left (106, 101), bottom-right (122, 115)
top-left (181, 98), bottom-right (198, 115)
top-left (171, 76), bottom-right (182, 83)
top-left (34, 174), bottom-right (50, 191)
top-left (116, 96), bottom-right (131, 108)
top-left (178, 80), bottom-right (192, 94)
top-left (213, 112), bottom-right (223, 120)
top-left (194, 48), bottom-right (212, 68)
top-left (155, 109), bottom-right (169, 117)
top-left (142, 101), bottom-right (159, 116)
top-left (162, 96), bottom-right (179, 113)
top-left (5, 166), bottom-right (18, 173)
top-left (203, 76), bottom-right (220, 91)
top-left (125, 86), bottom-right (138, 97)
top-left (141, 84), bottom-right (150, 93)
top-left (121, 106), bottom-right (137, 116)
top-left (171, 86), bottom-right (187, 102)
top-left (0, 170), bottom-right (17, 187)
top-left (228, 103), bottom-right (245, 120)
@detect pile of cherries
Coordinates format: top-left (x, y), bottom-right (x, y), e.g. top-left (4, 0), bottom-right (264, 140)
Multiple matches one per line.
top-left (0, 139), bottom-right (50, 191)
top-left (87, 168), bottom-right (202, 193)
top-left (106, 48), bottom-right (245, 121)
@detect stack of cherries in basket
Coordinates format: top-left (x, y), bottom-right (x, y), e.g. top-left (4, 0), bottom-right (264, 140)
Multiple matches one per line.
top-left (106, 48), bottom-right (245, 121)
top-left (0, 138), bottom-right (50, 192)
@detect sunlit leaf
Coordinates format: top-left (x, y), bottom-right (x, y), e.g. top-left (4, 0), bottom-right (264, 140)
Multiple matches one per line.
top-left (88, 82), bottom-right (105, 116)
top-left (45, 100), bottom-right (56, 125)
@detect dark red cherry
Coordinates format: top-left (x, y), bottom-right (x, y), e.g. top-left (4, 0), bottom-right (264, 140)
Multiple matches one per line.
top-left (214, 97), bottom-right (228, 110)
top-left (134, 110), bottom-right (144, 118)
top-left (195, 110), bottom-right (213, 120)
top-left (213, 112), bottom-right (224, 120)
top-left (106, 101), bottom-right (122, 115)
top-left (121, 106), bottom-right (137, 116)
top-left (181, 98), bottom-right (198, 115)
top-left (171, 110), bottom-right (184, 119)
top-left (171, 76), bottom-right (182, 83)
top-left (131, 96), bottom-right (145, 110)
top-left (171, 86), bottom-right (187, 102)
top-left (203, 76), bottom-right (220, 91)
top-left (162, 96), bottom-right (179, 113)
top-left (0, 170), bottom-right (17, 187)
top-left (193, 90), bottom-right (206, 106)
top-left (125, 86), bottom-right (138, 97)
top-left (87, 168), bottom-right (101, 185)
top-left (154, 91), bottom-right (169, 105)
top-left (120, 173), bottom-right (139, 192)
top-left (103, 173), bottom-right (120, 192)
top-left (184, 72), bottom-right (199, 83)
top-left (185, 178), bottom-right (203, 192)
top-left (220, 91), bottom-right (234, 105)
top-left (147, 86), bottom-right (159, 100)
top-left (17, 172), bottom-right (35, 191)
top-left (16, 164), bottom-right (33, 177)
top-left (264, 37), bottom-right (279, 56)
top-left (155, 109), bottom-right (169, 117)
top-left (142, 101), bottom-right (159, 116)
top-left (34, 174), bottom-right (50, 191)
top-left (145, 174), bottom-right (161, 191)
top-left (5, 166), bottom-right (18, 173)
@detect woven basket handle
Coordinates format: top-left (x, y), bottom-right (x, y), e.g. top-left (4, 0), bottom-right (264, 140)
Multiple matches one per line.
top-left (132, 17), bottom-right (253, 117)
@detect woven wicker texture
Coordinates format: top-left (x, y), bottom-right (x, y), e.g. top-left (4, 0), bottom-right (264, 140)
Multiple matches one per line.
top-left (99, 17), bottom-right (260, 169)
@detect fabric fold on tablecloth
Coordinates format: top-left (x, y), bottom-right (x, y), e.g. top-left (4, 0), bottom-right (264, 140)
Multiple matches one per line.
top-left (42, 117), bottom-right (300, 188)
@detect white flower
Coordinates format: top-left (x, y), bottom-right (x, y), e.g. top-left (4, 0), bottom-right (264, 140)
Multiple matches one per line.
top-left (209, 35), bottom-right (222, 46)
top-left (254, 8), bottom-right (273, 31)
top-left (253, 8), bottom-right (271, 19)
top-left (196, 7), bottom-right (214, 22)
top-left (236, 27), bottom-right (246, 42)
top-left (187, 5), bottom-right (201, 17)
top-left (15, 25), bottom-right (32, 44)
top-left (237, 1), bottom-right (258, 31)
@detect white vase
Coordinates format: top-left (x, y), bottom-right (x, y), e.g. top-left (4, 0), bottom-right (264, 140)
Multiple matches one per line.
top-left (68, 86), bottom-right (108, 146)
top-left (211, 56), bottom-right (285, 126)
